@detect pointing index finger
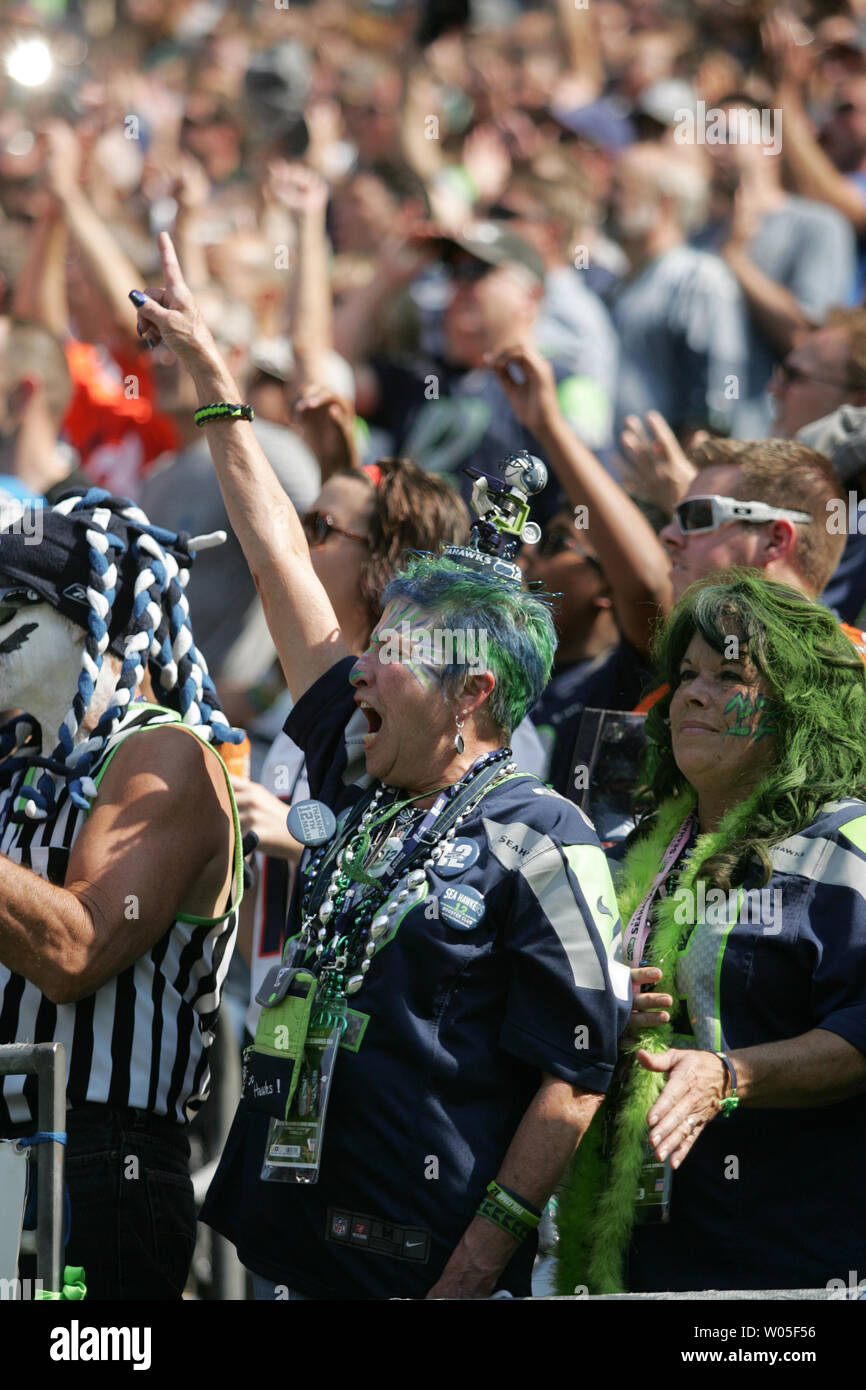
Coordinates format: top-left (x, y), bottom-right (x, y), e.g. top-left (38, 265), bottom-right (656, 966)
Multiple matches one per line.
top-left (158, 230), bottom-right (186, 293)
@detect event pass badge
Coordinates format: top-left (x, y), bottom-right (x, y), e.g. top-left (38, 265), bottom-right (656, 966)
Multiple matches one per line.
top-left (261, 1000), bottom-right (346, 1185)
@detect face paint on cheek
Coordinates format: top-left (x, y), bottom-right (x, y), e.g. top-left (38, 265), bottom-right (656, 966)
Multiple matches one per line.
top-left (376, 605), bottom-right (446, 693)
top-left (752, 693), bottom-right (779, 741)
top-left (723, 691), bottom-right (779, 740)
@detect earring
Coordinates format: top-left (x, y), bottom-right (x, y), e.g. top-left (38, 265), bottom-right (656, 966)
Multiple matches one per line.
top-left (454, 713), bottom-right (465, 754)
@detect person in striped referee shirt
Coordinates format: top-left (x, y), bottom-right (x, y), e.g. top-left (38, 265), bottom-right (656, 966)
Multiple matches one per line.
top-left (0, 493), bottom-right (241, 1300)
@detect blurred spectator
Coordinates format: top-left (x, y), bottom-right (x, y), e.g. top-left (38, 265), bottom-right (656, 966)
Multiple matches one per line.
top-left (607, 142), bottom-right (749, 439)
top-left (0, 318), bottom-right (72, 498)
top-left (336, 222), bottom-right (606, 523)
top-left (696, 93), bottom-right (857, 436)
top-left (490, 170), bottom-right (619, 435)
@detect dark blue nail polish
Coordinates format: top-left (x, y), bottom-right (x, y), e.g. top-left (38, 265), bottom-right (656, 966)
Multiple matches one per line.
top-left (129, 290), bottom-right (146, 307)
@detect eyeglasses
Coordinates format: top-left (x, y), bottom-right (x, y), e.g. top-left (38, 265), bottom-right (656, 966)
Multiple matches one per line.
top-left (301, 511), bottom-right (370, 548)
top-left (0, 583), bottom-right (41, 626)
top-left (674, 495), bottom-right (813, 535)
top-left (535, 530), bottom-right (603, 568)
top-left (773, 360), bottom-right (859, 392)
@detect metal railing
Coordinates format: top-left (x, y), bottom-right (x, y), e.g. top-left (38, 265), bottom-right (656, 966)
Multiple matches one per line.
top-left (0, 1042), bottom-right (65, 1293)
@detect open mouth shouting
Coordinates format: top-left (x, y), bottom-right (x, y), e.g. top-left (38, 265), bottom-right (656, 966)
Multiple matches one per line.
top-left (358, 700), bottom-right (383, 747)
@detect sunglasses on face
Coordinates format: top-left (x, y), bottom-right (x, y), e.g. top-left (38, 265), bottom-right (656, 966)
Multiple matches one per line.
top-left (0, 583), bottom-right (41, 626)
top-left (535, 530), bottom-right (603, 567)
top-left (301, 511), bottom-right (370, 548)
top-left (674, 495), bottom-right (813, 535)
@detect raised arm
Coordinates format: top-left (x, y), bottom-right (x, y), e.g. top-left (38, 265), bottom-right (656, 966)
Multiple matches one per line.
top-left (266, 162), bottom-right (334, 388)
top-left (131, 232), bottom-right (348, 703)
top-left (42, 120), bottom-right (146, 349)
top-left (764, 13), bottom-right (866, 233)
top-left (490, 343), bottom-right (673, 653)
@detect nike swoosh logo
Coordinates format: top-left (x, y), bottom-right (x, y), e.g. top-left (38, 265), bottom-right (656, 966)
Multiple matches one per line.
top-left (405, 1240), bottom-right (423, 1248)
top-left (596, 895), bottom-right (613, 917)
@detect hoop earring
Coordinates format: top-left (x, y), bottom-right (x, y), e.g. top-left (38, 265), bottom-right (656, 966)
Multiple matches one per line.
top-left (454, 714), bottom-right (465, 754)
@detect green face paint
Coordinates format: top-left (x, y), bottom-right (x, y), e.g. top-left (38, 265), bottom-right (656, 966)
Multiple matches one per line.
top-left (723, 691), bottom-right (778, 741)
top-left (369, 602), bottom-right (489, 694)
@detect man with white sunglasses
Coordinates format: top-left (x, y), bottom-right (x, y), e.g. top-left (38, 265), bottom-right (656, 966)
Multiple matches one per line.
top-left (658, 436), bottom-right (847, 607)
top-left (630, 435), bottom-right (866, 713)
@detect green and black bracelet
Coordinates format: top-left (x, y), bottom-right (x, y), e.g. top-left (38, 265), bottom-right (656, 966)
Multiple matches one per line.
top-left (194, 401), bottom-right (255, 427)
top-left (476, 1180), bottom-right (541, 1242)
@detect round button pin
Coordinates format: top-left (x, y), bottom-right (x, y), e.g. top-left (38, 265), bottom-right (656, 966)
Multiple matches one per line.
top-left (433, 838), bottom-right (480, 878)
top-left (438, 884), bottom-right (485, 932)
top-left (287, 799), bottom-right (337, 846)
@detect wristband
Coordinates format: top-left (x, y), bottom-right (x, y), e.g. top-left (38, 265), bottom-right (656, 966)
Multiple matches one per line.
top-left (715, 1051), bottom-right (739, 1116)
top-left (487, 1180), bottom-right (541, 1224)
top-left (194, 402), bottom-right (255, 427)
top-left (476, 1180), bottom-right (541, 1242)
top-left (477, 1197), bottom-right (533, 1243)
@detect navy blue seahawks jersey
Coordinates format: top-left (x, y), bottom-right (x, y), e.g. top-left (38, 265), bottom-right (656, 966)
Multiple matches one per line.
top-left (628, 798), bottom-right (866, 1292)
top-left (203, 657), bottom-right (631, 1299)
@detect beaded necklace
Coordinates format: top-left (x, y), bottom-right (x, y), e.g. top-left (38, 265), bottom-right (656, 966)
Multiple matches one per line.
top-left (287, 748), bottom-right (516, 1000)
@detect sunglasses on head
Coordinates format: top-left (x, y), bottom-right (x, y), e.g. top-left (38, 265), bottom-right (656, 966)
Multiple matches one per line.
top-left (0, 583), bottom-right (42, 626)
top-left (301, 511), bottom-right (370, 548)
top-left (674, 495), bottom-right (813, 535)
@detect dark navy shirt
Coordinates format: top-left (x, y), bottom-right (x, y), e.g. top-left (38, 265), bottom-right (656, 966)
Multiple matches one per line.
top-left (821, 529), bottom-right (866, 627)
top-left (202, 656), bottom-right (630, 1299)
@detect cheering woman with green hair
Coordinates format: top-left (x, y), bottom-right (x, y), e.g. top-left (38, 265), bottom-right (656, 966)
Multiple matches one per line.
top-left (557, 570), bottom-right (866, 1294)
top-left (130, 234), bottom-right (631, 1301)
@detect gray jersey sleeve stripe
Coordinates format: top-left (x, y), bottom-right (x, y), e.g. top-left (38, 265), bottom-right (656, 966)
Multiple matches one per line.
top-left (771, 833), bottom-right (866, 900)
top-left (483, 817), bottom-right (606, 991)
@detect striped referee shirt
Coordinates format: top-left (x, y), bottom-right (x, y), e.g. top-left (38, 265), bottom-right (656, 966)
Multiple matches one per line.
top-left (0, 703), bottom-right (242, 1128)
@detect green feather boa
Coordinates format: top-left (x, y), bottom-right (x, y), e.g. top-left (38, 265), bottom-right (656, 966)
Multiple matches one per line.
top-left (555, 788), bottom-right (760, 1295)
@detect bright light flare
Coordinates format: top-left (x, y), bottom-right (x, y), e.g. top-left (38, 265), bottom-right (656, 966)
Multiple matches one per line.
top-left (6, 39), bottom-right (53, 89)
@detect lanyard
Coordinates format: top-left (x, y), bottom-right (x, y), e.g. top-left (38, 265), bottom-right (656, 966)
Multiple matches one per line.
top-left (304, 751), bottom-right (509, 922)
top-left (623, 809), bottom-right (696, 966)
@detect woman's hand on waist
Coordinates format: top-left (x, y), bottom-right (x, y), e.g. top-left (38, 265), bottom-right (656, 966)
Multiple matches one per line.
top-left (637, 1047), bottom-right (728, 1168)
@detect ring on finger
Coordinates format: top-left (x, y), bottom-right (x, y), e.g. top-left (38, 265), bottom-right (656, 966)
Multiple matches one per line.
top-left (684, 1115), bottom-right (696, 1131)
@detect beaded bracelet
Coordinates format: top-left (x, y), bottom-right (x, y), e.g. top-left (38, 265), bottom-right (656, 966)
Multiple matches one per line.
top-left (716, 1051), bottom-right (740, 1116)
top-left (194, 402), bottom-right (255, 427)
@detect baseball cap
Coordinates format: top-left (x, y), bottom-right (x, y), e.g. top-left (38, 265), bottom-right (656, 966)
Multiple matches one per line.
top-left (428, 222), bottom-right (545, 284)
top-left (548, 98), bottom-right (636, 151)
top-left (0, 496), bottom-right (197, 658)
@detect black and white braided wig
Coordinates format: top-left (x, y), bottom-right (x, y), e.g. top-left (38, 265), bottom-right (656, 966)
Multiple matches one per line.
top-left (0, 487), bottom-right (241, 821)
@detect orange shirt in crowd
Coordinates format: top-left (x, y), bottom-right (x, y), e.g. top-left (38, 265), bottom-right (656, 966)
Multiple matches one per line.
top-left (63, 340), bottom-right (178, 497)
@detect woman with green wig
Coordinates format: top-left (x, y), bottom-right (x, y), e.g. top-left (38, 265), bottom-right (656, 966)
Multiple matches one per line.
top-left (557, 569), bottom-right (866, 1294)
top-left (132, 233), bottom-right (632, 1301)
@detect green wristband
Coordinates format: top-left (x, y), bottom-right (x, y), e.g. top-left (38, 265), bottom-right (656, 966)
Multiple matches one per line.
top-left (477, 1196), bottom-right (532, 1243)
top-left (194, 401), bottom-right (255, 427)
top-left (486, 1180), bottom-right (541, 1227)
